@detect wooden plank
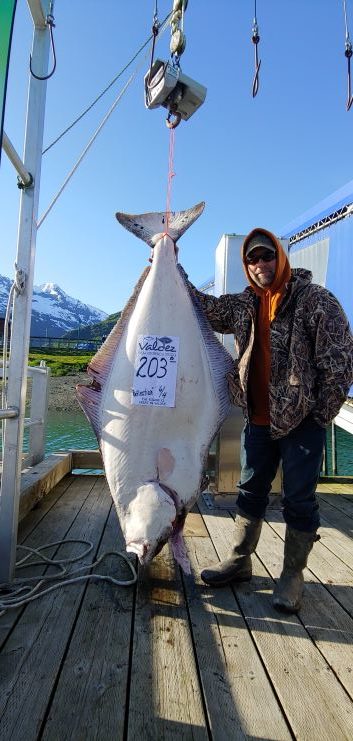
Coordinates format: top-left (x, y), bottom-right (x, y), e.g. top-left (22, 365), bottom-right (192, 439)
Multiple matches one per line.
top-left (184, 533), bottom-right (292, 740)
top-left (127, 544), bottom-right (208, 740)
top-left (266, 510), bottom-right (353, 617)
top-left (0, 474), bottom-right (99, 648)
top-left (17, 474), bottom-right (76, 542)
top-left (199, 500), bottom-right (353, 739)
top-left (41, 505), bottom-right (135, 741)
top-left (317, 482), bottom-right (353, 497)
top-left (19, 452), bottom-right (73, 521)
top-left (0, 477), bottom-right (111, 741)
top-left (316, 500), bottom-right (353, 569)
top-left (71, 449), bottom-right (103, 470)
top-left (259, 518), bottom-right (353, 700)
top-left (317, 490), bottom-right (353, 519)
top-left (184, 511), bottom-right (208, 537)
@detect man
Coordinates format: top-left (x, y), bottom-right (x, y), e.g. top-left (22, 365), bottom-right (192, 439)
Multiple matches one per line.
top-left (182, 228), bottom-right (353, 613)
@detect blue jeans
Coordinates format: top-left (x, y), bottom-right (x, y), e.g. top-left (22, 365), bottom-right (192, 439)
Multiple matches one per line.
top-left (237, 415), bottom-right (326, 532)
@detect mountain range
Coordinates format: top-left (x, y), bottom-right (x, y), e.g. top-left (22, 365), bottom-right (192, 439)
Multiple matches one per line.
top-left (0, 274), bottom-right (108, 338)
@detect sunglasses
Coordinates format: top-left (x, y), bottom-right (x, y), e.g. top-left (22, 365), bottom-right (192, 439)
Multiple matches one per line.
top-left (246, 250), bottom-right (276, 265)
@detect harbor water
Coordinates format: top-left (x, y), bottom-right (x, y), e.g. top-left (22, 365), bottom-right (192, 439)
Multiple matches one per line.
top-left (32, 409), bottom-right (353, 478)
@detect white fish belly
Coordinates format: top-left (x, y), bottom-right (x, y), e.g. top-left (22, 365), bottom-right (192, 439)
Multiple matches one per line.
top-left (100, 248), bottom-right (221, 519)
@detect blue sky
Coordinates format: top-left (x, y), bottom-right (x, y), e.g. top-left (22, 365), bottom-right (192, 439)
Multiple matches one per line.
top-left (1, 0), bottom-right (353, 315)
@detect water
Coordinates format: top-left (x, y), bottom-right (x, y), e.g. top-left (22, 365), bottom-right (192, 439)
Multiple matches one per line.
top-left (44, 410), bottom-right (97, 454)
top-left (7, 410), bottom-right (353, 477)
top-left (44, 412), bottom-right (353, 477)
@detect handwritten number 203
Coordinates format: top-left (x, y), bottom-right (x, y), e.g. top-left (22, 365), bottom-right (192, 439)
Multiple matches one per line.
top-left (136, 356), bottom-right (167, 378)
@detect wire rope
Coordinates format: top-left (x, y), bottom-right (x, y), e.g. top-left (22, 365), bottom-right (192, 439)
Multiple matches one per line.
top-left (37, 71), bottom-right (137, 229)
top-left (37, 15), bottom-right (171, 228)
top-left (42, 10), bottom-right (172, 155)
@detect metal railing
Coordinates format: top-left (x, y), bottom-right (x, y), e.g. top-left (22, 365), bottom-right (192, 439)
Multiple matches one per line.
top-left (28, 336), bottom-right (102, 352)
top-left (321, 402), bottom-right (353, 480)
top-left (1, 363), bottom-right (50, 468)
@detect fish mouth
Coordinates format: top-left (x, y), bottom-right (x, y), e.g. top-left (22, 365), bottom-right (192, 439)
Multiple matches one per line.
top-left (126, 539), bottom-right (150, 560)
top-left (126, 530), bottom-right (171, 565)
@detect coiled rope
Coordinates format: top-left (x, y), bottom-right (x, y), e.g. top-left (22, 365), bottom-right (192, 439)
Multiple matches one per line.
top-left (0, 540), bottom-right (137, 615)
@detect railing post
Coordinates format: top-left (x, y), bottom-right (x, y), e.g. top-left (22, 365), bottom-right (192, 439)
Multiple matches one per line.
top-left (331, 422), bottom-right (337, 476)
top-left (27, 364), bottom-right (50, 466)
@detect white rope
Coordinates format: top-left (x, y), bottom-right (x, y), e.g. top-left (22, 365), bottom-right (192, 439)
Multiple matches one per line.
top-left (0, 539), bottom-right (137, 615)
top-left (37, 71), bottom-right (137, 229)
top-left (37, 15), bottom-right (171, 229)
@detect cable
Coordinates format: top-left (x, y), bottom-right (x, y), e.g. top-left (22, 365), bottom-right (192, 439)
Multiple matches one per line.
top-left (42, 10), bottom-right (172, 155)
top-left (37, 69), bottom-right (137, 229)
top-left (37, 14), bottom-right (172, 229)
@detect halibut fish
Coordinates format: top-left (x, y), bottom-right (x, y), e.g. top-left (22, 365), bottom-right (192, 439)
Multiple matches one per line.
top-left (76, 202), bottom-right (233, 572)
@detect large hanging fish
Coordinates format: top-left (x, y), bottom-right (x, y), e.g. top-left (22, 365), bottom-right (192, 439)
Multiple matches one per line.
top-left (76, 202), bottom-right (233, 572)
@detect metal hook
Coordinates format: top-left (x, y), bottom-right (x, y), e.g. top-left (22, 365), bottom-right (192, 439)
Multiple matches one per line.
top-left (30, 14), bottom-right (57, 81)
top-left (345, 40), bottom-right (353, 111)
top-left (251, 18), bottom-right (261, 98)
top-left (252, 51), bottom-right (261, 98)
top-left (147, 16), bottom-right (160, 86)
top-left (166, 108), bottom-right (181, 129)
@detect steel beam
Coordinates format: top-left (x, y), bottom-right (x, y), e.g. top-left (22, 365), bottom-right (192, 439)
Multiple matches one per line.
top-left (27, 0), bottom-right (48, 29)
top-left (2, 131), bottom-right (32, 187)
top-left (0, 9), bottom-right (51, 582)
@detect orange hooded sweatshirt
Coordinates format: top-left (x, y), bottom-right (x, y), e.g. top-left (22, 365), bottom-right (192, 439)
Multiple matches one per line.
top-left (242, 228), bottom-right (292, 425)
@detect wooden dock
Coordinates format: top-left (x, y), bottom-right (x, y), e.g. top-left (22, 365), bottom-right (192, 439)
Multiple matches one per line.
top-left (0, 473), bottom-right (353, 740)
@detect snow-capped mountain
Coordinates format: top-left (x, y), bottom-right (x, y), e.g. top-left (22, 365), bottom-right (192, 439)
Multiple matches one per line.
top-left (0, 274), bottom-right (108, 338)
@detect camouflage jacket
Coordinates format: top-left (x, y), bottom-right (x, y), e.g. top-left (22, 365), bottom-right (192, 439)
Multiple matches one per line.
top-left (183, 266), bottom-right (353, 439)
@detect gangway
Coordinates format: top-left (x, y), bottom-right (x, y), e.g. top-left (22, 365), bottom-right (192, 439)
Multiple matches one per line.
top-left (0, 0), bottom-right (52, 582)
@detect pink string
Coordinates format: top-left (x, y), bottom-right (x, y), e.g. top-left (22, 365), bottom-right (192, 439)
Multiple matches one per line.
top-left (165, 128), bottom-right (176, 232)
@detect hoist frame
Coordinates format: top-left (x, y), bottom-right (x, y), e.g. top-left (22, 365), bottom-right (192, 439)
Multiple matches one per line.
top-left (0, 0), bottom-right (52, 583)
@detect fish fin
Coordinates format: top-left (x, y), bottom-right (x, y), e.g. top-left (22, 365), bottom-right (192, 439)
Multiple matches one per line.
top-left (115, 202), bottom-right (205, 247)
top-left (84, 266), bottom-right (150, 388)
top-left (170, 531), bottom-right (191, 574)
top-left (76, 383), bottom-right (102, 441)
top-left (75, 266), bottom-right (150, 433)
top-left (157, 447), bottom-right (175, 480)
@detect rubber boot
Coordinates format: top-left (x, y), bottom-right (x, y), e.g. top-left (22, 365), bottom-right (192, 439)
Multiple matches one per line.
top-left (201, 510), bottom-right (263, 586)
top-left (273, 527), bottom-right (319, 614)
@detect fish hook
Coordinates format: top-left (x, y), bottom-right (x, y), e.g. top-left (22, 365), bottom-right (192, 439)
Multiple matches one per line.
top-left (251, 14), bottom-right (261, 98)
top-left (345, 39), bottom-right (353, 111)
top-left (343, 0), bottom-right (353, 110)
top-left (30, 11), bottom-right (57, 81)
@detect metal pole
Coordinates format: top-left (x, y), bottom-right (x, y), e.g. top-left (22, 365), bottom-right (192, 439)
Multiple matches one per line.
top-left (0, 1), bottom-right (51, 583)
top-left (331, 422), bottom-right (337, 476)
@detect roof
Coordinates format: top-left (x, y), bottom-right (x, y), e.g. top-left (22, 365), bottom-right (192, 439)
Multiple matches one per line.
top-left (281, 179), bottom-right (353, 238)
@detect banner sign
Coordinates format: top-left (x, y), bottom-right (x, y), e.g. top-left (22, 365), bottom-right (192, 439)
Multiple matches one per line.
top-left (131, 334), bottom-right (180, 408)
top-left (0, 0), bottom-right (17, 166)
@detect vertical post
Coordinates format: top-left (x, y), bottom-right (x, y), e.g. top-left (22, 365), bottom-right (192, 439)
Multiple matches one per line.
top-left (28, 364), bottom-right (50, 466)
top-left (0, 1), bottom-right (51, 582)
top-left (331, 422), bottom-right (337, 476)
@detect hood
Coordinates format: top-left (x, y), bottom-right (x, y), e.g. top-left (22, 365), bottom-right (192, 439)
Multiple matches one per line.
top-left (242, 227), bottom-right (291, 296)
